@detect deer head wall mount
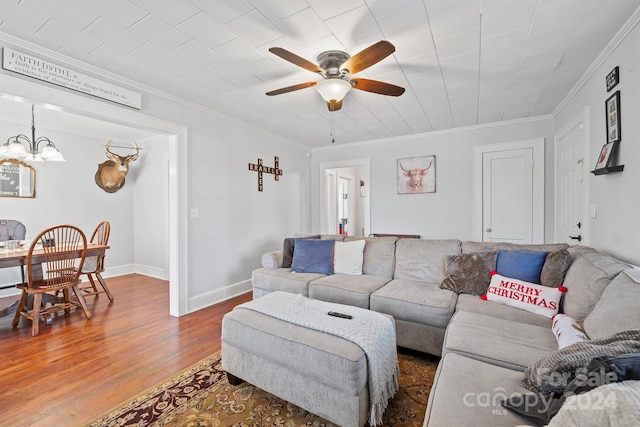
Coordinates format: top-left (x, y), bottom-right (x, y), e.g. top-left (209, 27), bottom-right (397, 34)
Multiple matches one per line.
top-left (95, 140), bottom-right (140, 193)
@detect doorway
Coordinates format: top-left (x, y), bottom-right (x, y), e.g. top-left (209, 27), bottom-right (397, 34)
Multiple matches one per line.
top-left (1, 74), bottom-right (189, 316)
top-left (320, 159), bottom-right (370, 237)
top-left (473, 139), bottom-right (545, 243)
top-left (555, 107), bottom-right (589, 245)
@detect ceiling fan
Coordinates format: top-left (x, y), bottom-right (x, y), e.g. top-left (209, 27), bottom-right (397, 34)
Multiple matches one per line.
top-left (266, 40), bottom-right (405, 112)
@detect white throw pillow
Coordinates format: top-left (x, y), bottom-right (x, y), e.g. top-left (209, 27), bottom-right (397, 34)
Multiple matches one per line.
top-left (333, 240), bottom-right (366, 275)
top-left (552, 314), bottom-right (589, 349)
top-left (482, 273), bottom-right (565, 318)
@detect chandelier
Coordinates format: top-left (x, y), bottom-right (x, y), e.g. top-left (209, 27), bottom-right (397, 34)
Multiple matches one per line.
top-left (0, 104), bottom-right (65, 162)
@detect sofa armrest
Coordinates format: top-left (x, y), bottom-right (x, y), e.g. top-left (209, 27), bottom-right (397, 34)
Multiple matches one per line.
top-left (262, 251), bottom-right (283, 269)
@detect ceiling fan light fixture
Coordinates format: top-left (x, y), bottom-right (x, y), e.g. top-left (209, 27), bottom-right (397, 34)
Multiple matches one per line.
top-left (315, 79), bottom-right (352, 103)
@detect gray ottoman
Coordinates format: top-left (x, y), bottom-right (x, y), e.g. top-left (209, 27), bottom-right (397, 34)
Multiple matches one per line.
top-left (222, 297), bottom-right (394, 427)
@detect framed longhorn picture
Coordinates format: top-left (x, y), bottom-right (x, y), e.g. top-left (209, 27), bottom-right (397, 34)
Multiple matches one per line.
top-left (397, 155), bottom-right (436, 194)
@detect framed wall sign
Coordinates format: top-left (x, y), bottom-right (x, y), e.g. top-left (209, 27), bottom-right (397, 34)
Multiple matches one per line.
top-left (605, 91), bottom-right (621, 144)
top-left (0, 159), bottom-right (36, 198)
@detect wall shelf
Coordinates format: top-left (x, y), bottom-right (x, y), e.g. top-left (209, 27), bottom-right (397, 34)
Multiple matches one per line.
top-left (591, 165), bottom-right (624, 175)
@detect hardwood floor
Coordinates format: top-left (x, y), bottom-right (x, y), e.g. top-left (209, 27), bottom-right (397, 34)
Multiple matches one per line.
top-left (0, 274), bottom-right (252, 427)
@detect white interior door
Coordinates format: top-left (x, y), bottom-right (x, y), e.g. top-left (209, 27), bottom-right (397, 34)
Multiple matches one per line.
top-left (482, 149), bottom-right (534, 243)
top-left (474, 139), bottom-right (545, 243)
top-left (555, 108), bottom-right (588, 245)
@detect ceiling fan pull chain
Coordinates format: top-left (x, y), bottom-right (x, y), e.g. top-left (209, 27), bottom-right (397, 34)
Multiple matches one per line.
top-left (331, 112), bottom-right (335, 143)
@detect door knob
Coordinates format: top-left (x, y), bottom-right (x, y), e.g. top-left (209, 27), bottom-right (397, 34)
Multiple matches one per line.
top-left (569, 235), bottom-right (582, 242)
top-left (486, 228), bottom-right (492, 232)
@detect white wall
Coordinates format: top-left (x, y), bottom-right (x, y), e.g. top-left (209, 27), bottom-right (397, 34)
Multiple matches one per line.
top-left (554, 19), bottom-right (640, 265)
top-left (311, 117), bottom-right (556, 242)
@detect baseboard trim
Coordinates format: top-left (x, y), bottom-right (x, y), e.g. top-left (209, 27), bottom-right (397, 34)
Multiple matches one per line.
top-left (188, 279), bottom-right (252, 313)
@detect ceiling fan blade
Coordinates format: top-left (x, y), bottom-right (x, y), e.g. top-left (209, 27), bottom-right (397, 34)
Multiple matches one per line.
top-left (327, 100), bottom-right (343, 112)
top-left (350, 78), bottom-right (405, 96)
top-left (340, 40), bottom-right (395, 74)
top-left (269, 47), bottom-right (325, 74)
top-left (266, 81), bottom-right (317, 96)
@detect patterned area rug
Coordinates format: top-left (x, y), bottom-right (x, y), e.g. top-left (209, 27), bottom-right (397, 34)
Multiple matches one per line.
top-left (88, 348), bottom-right (438, 427)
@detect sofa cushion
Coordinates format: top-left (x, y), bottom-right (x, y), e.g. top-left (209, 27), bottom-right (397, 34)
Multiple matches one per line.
top-left (439, 251), bottom-right (497, 296)
top-left (370, 279), bottom-right (457, 328)
top-left (251, 268), bottom-right (326, 296)
top-left (540, 249), bottom-right (572, 287)
top-left (495, 250), bottom-right (548, 284)
top-left (483, 273), bottom-right (564, 318)
top-left (561, 246), bottom-right (631, 321)
top-left (424, 353), bottom-right (533, 427)
top-left (308, 274), bottom-right (391, 309)
top-left (443, 311), bottom-right (557, 371)
top-left (282, 235), bottom-right (320, 268)
top-left (393, 239), bottom-right (461, 282)
top-left (345, 236), bottom-right (398, 278)
top-left (290, 239), bottom-right (335, 274)
top-left (333, 240), bottom-right (365, 275)
top-left (583, 269), bottom-right (640, 339)
top-left (455, 293), bottom-right (552, 327)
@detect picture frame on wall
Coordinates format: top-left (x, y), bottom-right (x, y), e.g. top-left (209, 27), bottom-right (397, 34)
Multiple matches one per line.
top-left (594, 141), bottom-right (616, 170)
top-left (397, 155), bottom-right (436, 194)
top-left (605, 91), bottom-right (621, 144)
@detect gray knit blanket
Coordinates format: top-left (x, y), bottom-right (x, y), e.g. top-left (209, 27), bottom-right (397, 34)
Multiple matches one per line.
top-left (523, 329), bottom-right (640, 394)
top-left (235, 291), bottom-right (399, 426)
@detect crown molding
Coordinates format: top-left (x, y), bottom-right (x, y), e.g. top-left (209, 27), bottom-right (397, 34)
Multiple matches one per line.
top-left (311, 114), bottom-right (553, 152)
top-left (552, 6), bottom-right (640, 118)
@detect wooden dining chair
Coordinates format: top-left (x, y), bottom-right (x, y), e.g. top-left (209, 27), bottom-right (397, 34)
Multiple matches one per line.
top-left (0, 219), bottom-right (27, 284)
top-left (78, 221), bottom-right (113, 301)
top-left (12, 224), bottom-right (91, 336)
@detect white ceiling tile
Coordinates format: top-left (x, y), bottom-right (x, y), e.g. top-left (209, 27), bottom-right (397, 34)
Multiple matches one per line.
top-left (90, 44), bottom-right (145, 70)
top-left (369, 0), bottom-right (423, 18)
top-left (429, 0), bottom-right (481, 40)
top-left (206, 58), bottom-right (251, 81)
top-left (129, 15), bottom-right (190, 50)
top-left (226, 9), bottom-right (282, 47)
top-left (70, 0), bottom-right (148, 28)
top-left (83, 18), bottom-right (147, 52)
top-left (481, 0), bottom-right (536, 37)
top-left (168, 62), bottom-right (216, 84)
top-left (523, 25), bottom-right (578, 56)
top-left (177, 12), bottom-right (237, 49)
top-left (214, 38), bottom-right (264, 66)
top-left (529, 0), bottom-right (591, 36)
top-left (130, 62), bottom-right (179, 83)
top-left (481, 50), bottom-right (522, 72)
top-left (434, 28), bottom-right (479, 58)
top-left (129, 0), bottom-right (199, 26)
top-left (306, 0), bottom-right (364, 20)
top-left (131, 42), bottom-right (184, 68)
top-left (0, 1), bottom-right (49, 33)
top-left (20, 0), bottom-right (98, 31)
top-left (440, 51), bottom-right (479, 74)
top-left (37, 20), bottom-right (102, 54)
top-left (187, 0), bottom-right (253, 24)
top-left (274, 8), bottom-right (332, 43)
top-left (425, 0), bottom-right (476, 15)
top-left (172, 40), bottom-right (224, 68)
top-left (481, 27), bottom-right (529, 57)
top-left (324, 5), bottom-right (379, 44)
top-left (250, 0), bottom-right (309, 21)
top-left (520, 48), bottom-right (565, 71)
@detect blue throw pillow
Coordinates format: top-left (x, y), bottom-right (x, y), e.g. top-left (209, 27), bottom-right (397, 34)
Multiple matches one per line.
top-left (496, 250), bottom-right (548, 284)
top-left (290, 239), bottom-right (335, 274)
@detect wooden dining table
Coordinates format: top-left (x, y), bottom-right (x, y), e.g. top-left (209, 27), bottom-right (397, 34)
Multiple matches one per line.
top-left (0, 243), bottom-right (109, 317)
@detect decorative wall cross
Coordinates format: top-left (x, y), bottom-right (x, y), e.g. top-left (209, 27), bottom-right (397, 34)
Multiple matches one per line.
top-left (248, 156), bottom-right (283, 191)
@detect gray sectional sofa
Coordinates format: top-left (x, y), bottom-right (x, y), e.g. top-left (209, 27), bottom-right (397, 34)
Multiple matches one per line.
top-left (251, 235), bottom-right (640, 426)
